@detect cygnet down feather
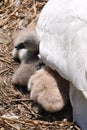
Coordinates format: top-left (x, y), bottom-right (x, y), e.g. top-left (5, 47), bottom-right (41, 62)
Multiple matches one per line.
top-left (12, 61), bottom-right (39, 87)
top-left (28, 66), bottom-right (69, 112)
top-left (12, 28), bottom-right (40, 86)
top-left (12, 29), bottom-right (40, 63)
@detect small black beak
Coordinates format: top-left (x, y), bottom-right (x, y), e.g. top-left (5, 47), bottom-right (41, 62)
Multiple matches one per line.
top-left (15, 43), bottom-right (25, 50)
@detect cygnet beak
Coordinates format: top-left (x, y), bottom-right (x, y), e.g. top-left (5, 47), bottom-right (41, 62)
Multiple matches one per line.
top-left (15, 43), bottom-right (25, 50)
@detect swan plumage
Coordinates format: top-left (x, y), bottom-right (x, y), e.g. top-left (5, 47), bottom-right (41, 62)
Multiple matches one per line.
top-left (36, 0), bottom-right (87, 129)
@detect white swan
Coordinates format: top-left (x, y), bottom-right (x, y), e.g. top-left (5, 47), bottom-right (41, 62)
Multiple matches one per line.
top-left (36, 0), bottom-right (87, 129)
top-left (28, 65), bottom-right (69, 112)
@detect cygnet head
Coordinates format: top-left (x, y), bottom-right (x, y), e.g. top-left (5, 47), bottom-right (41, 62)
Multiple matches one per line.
top-left (14, 29), bottom-right (40, 52)
top-left (12, 29), bottom-right (40, 62)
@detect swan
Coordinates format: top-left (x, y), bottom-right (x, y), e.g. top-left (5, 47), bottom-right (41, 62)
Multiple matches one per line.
top-left (28, 65), bottom-right (69, 112)
top-left (36, 0), bottom-right (87, 129)
top-left (12, 29), bottom-right (40, 63)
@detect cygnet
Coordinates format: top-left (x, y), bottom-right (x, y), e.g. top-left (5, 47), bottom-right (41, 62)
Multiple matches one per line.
top-left (28, 66), bottom-right (69, 112)
top-left (12, 29), bottom-right (40, 87)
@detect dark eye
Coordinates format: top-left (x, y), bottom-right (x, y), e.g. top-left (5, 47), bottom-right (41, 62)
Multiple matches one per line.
top-left (25, 42), bottom-right (28, 44)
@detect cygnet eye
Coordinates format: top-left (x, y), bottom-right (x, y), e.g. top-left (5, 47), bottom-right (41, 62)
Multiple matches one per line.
top-left (25, 41), bottom-right (29, 44)
top-left (24, 40), bottom-right (32, 45)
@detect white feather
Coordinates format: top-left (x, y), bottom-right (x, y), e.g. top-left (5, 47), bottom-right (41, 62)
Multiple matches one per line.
top-left (36, 0), bottom-right (87, 129)
top-left (37, 0), bottom-right (87, 92)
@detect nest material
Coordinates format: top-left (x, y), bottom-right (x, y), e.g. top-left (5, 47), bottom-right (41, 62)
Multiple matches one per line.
top-left (0, 0), bottom-right (80, 130)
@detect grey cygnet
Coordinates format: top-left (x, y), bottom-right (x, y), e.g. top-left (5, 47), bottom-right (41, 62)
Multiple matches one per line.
top-left (28, 66), bottom-right (69, 112)
top-left (12, 29), bottom-right (40, 87)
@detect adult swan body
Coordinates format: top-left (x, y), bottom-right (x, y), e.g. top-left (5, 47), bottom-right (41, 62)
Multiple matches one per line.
top-left (36, 0), bottom-right (87, 129)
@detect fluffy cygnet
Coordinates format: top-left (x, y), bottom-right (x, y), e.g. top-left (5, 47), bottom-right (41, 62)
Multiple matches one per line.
top-left (28, 66), bottom-right (69, 112)
top-left (12, 29), bottom-right (40, 63)
top-left (12, 61), bottom-right (39, 87)
top-left (12, 29), bottom-right (40, 87)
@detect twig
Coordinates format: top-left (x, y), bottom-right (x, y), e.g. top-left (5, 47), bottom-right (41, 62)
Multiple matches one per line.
top-left (27, 16), bottom-right (38, 29)
top-left (4, 120), bottom-right (19, 130)
top-left (2, 6), bottom-right (21, 24)
top-left (0, 116), bottom-right (33, 125)
top-left (33, 0), bottom-right (37, 16)
top-left (11, 98), bottom-right (32, 102)
top-left (0, 57), bottom-right (11, 63)
top-left (8, 20), bottom-right (18, 29)
top-left (0, 69), bottom-right (9, 74)
top-left (0, 1), bottom-right (26, 27)
top-left (74, 125), bottom-right (81, 130)
top-left (21, 102), bottom-right (37, 116)
top-left (0, 116), bottom-right (42, 129)
top-left (0, 57), bottom-right (6, 62)
top-left (0, 3), bottom-right (14, 13)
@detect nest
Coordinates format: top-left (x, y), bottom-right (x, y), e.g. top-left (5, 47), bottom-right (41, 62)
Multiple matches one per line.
top-left (0, 0), bottom-right (80, 130)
